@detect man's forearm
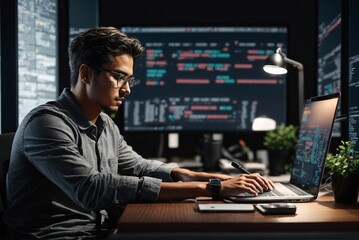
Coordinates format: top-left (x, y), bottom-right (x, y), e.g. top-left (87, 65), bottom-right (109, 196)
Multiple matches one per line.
top-left (158, 181), bottom-right (211, 201)
top-left (171, 167), bottom-right (233, 182)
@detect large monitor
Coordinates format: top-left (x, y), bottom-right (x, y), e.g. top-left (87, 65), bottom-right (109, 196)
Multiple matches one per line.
top-left (348, 0), bottom-right (359, 152)
top-left (121, 27), bottom-right (287, 132)
top-left (317, 0), bottom-right (342, 137)
top-left (17, 0), bottom-right (58, 124)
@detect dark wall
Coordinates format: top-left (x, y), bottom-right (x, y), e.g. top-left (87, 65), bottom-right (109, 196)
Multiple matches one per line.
top-left (1, 0), bottom-right (18, 132)
top-left (98, 0), bottom-right (317, 158)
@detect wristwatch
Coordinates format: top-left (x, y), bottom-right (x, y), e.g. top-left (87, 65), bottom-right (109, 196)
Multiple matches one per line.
top-left (208, 178), bottom-right (221, 200)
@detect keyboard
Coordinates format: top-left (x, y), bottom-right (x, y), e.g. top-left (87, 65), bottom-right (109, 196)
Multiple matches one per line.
top-left (261, 183), bottom-right (298, 197)
top-left (238, 183), bottom-right (304, 197)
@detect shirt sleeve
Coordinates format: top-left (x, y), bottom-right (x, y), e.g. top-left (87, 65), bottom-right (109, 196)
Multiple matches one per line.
top-left (22, 112), bottom-right (173, 210)
top-left (114, 129), bottom-right (177, 182)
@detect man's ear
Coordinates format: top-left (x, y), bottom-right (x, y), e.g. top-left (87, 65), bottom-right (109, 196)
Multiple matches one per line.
top-left (79, 64), bottom-right (91, 84)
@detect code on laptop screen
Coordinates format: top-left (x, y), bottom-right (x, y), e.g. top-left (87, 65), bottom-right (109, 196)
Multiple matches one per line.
top-left (292, 96), bottom-right (338, 189)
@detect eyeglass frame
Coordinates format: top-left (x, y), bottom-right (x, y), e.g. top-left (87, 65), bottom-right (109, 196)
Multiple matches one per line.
top-left (90, 65), bottom-right (136, 88)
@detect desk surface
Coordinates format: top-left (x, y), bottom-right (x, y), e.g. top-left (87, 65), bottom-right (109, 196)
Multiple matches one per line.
top-left (117, 193), bottom-right (359, 233)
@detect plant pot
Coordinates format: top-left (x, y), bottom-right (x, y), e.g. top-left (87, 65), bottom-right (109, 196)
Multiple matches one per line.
top-left (331, 173), bottom-right (359, 204)
top-left (268, 150), bottom-right (290, 176)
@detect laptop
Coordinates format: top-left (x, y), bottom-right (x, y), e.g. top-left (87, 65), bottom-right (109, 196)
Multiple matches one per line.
top-left (228, 92), bottom-right (340, 203)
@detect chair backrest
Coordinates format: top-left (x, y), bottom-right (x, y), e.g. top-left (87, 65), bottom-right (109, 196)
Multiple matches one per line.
top-left (0, 132), bottom-right (15, 212)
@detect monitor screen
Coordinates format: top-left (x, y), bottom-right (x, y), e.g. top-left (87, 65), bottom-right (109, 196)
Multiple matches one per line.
top-left (17, 0), bottom-right (58, 124)
top-left (348, 0), bottom-right (359, 152)
top-left (121, 26), bottom-right (287, 132)
top-left (317, 0), bottom-right (342, 137)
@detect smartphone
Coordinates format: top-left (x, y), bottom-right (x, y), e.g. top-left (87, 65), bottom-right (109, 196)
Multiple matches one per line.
top-left (197, 203), bottom-right (255, 212)
top-left (255, 203), bottom-right (297, 215)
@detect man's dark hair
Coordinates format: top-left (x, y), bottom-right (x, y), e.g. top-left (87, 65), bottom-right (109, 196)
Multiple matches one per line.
top-left (68, 27), bottom-right (144, 86)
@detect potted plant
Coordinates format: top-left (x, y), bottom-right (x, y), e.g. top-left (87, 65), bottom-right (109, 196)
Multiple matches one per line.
top-left (325, 141), bottom-right (359, 203)
top-left (263, 124), bottom-right (298, 175)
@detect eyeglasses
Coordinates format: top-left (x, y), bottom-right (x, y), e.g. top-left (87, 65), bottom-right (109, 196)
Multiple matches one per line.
top-left (91, 66), bottom-right (136, 88)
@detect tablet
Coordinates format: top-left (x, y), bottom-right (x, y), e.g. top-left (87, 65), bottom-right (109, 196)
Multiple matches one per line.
top-left (197, 203), bottom-right (255, 212)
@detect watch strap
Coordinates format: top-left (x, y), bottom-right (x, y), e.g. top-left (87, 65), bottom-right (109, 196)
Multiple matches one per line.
top-left (209, 179), bottom-right (221, 200)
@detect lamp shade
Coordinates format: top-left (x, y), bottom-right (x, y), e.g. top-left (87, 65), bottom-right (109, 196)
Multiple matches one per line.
top-left (252, 117), bottom-right (276, 131)
top-left (263, 48), bottom-right (288, 75)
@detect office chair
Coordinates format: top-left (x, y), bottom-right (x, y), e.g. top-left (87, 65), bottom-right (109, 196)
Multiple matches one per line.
top-left (0, 132), bottom-right (15, 234)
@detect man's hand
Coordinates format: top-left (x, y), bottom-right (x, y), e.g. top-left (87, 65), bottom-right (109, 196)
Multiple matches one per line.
top-left (163, 169), bottom-right (273, 201)
top-left (221, 173), bottom-right (274, 197)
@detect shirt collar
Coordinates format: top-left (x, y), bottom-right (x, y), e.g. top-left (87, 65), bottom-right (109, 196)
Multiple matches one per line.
top-left (57, 88), bottom-right (108, 132)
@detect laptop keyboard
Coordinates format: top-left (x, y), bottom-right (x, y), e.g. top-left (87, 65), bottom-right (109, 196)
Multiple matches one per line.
top-left (261, 183), bottom-right (298, 197)
top-left (238, 183), bottom-right (305, 197)
top-left (280, 183), bottom-right (310, 195)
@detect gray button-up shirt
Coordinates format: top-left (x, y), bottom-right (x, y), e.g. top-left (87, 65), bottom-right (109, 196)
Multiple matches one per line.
top-left (4, 88), bottom-right (175, 239)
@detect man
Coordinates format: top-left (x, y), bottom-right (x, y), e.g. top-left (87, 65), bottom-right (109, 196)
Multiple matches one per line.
top-left (4, 27), bottom-right (273, 239)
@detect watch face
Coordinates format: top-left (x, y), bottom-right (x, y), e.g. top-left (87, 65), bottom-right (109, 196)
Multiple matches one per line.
top-left (209, 179), bottom-right (221, 186)
top-left (209, 178), bottom-right (221, 200)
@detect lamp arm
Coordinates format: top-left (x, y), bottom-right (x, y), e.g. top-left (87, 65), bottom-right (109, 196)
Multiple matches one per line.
top-left (284, 57), bottom-right (304, 121)
top-left (297, 69), bottom-right (304, 120)
top-left (284, 57), bottom-right (304, 70)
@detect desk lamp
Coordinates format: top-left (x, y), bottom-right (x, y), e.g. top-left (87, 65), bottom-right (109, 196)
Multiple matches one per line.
top-left (252, 117), bottom-right (276, 131)
top-left (263, 48), bottom-right (304, 121)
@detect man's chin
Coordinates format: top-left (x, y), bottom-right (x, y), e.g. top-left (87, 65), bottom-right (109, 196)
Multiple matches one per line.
top-left (109, 105), bottom-right (120, 112)
top-left (102, 106), bottom-right (119, 117)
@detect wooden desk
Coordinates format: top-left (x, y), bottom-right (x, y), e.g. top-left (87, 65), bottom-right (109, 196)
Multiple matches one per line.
top-left (117, 193), bottom-right (359, 234)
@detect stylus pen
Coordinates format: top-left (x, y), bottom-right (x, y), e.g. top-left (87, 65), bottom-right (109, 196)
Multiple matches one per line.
top-left (231, 161), bottom-right (251, 174)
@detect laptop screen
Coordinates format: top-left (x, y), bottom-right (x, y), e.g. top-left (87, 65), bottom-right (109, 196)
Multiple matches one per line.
top-left (290, 93), bottom-right (340, 195)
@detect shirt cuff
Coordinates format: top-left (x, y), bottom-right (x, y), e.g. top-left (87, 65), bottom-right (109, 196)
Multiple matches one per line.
top-left (155, 162), bottom-right (178, 182)
top-left (137, 176), bottom-right (163, 202)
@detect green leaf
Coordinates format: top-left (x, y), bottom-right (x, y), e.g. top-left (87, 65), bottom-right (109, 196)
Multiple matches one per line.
top-left (325, 140), bottom-right (359, 177)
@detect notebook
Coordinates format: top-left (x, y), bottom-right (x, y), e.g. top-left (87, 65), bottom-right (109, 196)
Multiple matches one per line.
top-left (228, 92), bottom-right (340, 203)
